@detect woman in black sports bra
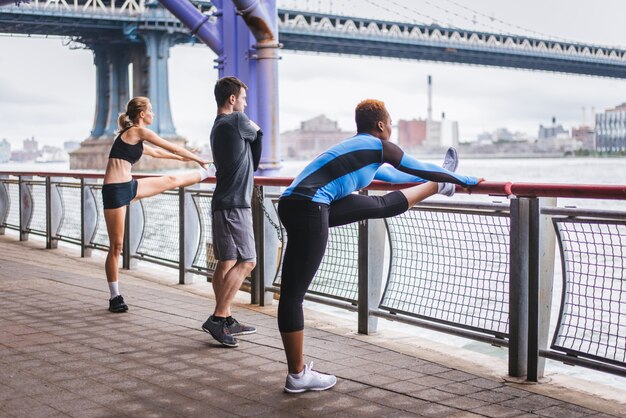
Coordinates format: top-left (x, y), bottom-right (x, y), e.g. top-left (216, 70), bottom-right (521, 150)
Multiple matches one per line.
top-left (103, 96), bottom-right (210, 313)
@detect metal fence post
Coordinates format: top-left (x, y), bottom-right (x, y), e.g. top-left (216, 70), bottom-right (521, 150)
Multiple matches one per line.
top-left (122, 203), bottom-right (131, 269)
top-left (357, 190), bottom-right (386, 334)
top-left (251, 186), bottom-right (264, 304)
top-left (358, 214), bottom-right (369, 334)
top-left (123, 200), bottom-right (143, 270)
top-left (178, 186), bottom-right (200, 284)
top-left (179, 186), bottom-right (186, 284)
top-left (19, 175), bottom-right (33, 242)
top-left (253, 185), bottom-right (278, 306)
top-left (0, 175), bottom-right (8, 235)
top-left (46, 176), bottom-right (53, 249)
top-left (509, 197), bottom-right (529, 377)
top-left (47, 177), bottom-right (63, 249)
top-left (82, 179), bottom-right (97, 257)
top-left (528, 197), bottom-right (556, 381)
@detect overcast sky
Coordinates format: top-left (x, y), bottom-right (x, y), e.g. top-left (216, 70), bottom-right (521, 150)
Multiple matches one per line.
top-left (0, 0), bottom-right (625, 149)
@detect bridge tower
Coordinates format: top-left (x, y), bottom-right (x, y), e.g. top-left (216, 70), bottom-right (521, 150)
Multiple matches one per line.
top-left (158, 0), bottom-right (282, 175)
top-left (69, 2), bottom-right (194, 171)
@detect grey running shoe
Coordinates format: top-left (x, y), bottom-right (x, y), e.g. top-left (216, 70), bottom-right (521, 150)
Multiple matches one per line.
top-left (202, 315), bottom-right (239, 348)
top-left (226, 316), bottom-right (256, 336)
top-left (437, 182), bottom-right (456, 197)
top-left (108, 295), bottom-right (128, 313)
top-left (284, 362), bottom-right (337, 394)
top-left (442, 147), bottom-right (458, 172)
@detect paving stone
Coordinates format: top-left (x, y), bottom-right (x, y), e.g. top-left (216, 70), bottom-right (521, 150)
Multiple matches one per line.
top-left (534, 404), bottom-right (600, 417)
top-left (0, 237), bottom-right (617, 418)
top-left (411, 388), bottom-right (458, 402)
top-left (500, 394), bottom-right (562, 412)
top-left (471, 404), bottom-right (529, 417)
top-left (439, 395), bottom-right (490, 410)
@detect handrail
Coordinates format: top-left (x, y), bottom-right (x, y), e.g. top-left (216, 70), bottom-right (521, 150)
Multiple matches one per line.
top-left (2, 171), bottom-right (625, 200)
top-left (1, 170), bottom-right (625, 379)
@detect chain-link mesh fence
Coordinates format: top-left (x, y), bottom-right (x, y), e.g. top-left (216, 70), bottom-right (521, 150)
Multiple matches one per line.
top-left (381, 207), bottom-right (511, 336)
top-left (26, 181), bottom-right (47, 235)
top-left (135, 191), bottom-right (179, 264)
top-left (57, 184), bottom-right (82, 242)
top-left (5, 181), bottom-right (19, 228)
top-left (552, 218), bottom-right (626, 367)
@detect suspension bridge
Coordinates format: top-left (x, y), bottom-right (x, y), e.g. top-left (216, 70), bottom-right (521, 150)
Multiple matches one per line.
top-left (1, 0), bottom-right (625, 169)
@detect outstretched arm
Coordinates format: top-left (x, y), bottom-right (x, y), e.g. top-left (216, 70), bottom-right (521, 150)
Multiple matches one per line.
top-left (143, 145), bottom-right (185, 161)
top-left (140, 128), bottom-right (208, 168)
top-left (374, 164), bottom-right (427, 184)
top-left (251, 130), bottom-right (263, 171)
top-left (381, 141), bottom-right (479, 186)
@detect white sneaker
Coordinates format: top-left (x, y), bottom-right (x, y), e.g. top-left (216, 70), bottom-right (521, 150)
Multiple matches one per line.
top-left (438, 182), bottom-right (455, 197)
top-left (284, 362), bottom-right (337, 393)
top-left (442, 147), bottom-right (458, 172)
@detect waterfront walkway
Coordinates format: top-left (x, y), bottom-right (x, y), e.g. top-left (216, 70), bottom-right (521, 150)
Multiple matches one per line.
top-left (0, 235), bottom-right (622, 417)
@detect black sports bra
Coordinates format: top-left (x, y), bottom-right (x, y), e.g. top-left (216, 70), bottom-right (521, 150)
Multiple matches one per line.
top-left (108, 127), bottom-right (143, 164)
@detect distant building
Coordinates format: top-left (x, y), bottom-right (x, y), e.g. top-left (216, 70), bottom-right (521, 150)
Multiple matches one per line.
top-left (571, 126), bottom-right (595, 150)
top-left (440, 119), bottom-right (459, 148)
top-left (23, 137), bottom-right (38, 153)
top-left (421, 114), bottom-right (459, 150)
top-left (11, 137), bottom-right (39, 162)
top-left (538, 118), bottom-right (569, 141)
top-left (537, 119), bottom-right (578, 152)
top-left (63, 141), bottom-right (81, 153)
top-left (476, 132), bottom-right (493, 145)
top-left (397, 118), bottom-right (427, 149)
top-left (596, 103), bottom-right (626, 152)
top-left (493, 128), bottom-right (514, 142)
top-left (475, 129), bottom-right (532, 146)
top-left (281, 115), bottom-right (353, 160)
top-left (36, 145), bottom-right (68, 163)
top-left (0, 139), bottom-right (10, 163)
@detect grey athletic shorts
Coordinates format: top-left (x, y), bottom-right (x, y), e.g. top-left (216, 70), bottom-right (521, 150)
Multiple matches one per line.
top-left (211, 208), bottom-right (256, 262)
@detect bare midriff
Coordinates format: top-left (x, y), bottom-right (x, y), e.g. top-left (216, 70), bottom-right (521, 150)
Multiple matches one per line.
top-left (103, 158), bottom-right (133, 185)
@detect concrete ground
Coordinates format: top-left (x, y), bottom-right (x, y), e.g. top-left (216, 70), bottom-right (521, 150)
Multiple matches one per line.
top-left (0, 234), bottom-right (623, 417)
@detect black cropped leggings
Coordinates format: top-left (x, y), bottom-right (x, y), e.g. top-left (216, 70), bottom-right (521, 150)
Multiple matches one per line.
top-left (277, 191), bottom-right (409, 332)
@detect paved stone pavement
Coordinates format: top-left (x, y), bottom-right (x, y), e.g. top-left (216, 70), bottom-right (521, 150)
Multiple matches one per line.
top-left (0, 235), bottom-right (623, 418)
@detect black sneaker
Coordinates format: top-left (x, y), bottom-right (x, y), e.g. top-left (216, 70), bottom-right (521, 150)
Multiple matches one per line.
top-left (202, 316), bottom-right (239, 347)
top-left (226, 316), bottom-right (256, 336)
top-left (109, 295), bottom-right (128, 313)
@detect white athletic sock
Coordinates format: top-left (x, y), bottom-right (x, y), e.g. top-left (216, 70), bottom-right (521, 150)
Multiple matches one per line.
top-left (289, 368), bottom-right (305, 378)
top-left (198, 165), bottom-right (211, 181)
top-left (108, 281), bottom-right (120, 300)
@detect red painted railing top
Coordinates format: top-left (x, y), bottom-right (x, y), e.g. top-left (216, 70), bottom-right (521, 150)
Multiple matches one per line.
top-left (2, 171), bottom-right (626, 200)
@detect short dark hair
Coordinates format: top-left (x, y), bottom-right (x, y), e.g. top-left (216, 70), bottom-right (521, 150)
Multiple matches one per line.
top-left (355, 99), bottom-right (389, 133)
top-left (214, 76), bottom-right (248, 107)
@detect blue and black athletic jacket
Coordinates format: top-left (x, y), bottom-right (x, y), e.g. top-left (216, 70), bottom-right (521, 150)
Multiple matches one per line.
top-left (281, 134), bottom-right (479, 205)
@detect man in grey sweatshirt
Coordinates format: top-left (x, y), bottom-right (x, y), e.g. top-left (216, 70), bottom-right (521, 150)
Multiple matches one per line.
top-left (202, 76), bottom-right (262, 348)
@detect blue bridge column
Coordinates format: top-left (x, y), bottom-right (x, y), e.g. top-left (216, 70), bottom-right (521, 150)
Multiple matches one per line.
top-left (130, 43), bottom-right (149, 98)
top-left (104, 45), bottom-right (130, 137)
top-left (141, 32), bottom-right (177, 137)
top-left (89, 45), bottom-right (110, 139)
top-left (71, 34), bottom-right (189, 170)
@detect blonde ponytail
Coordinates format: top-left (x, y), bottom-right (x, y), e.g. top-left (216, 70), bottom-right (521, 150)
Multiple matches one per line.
top-left (117, 96), bottom-right (151, 133)
top-left (117, 112), bottom-right (133, 132)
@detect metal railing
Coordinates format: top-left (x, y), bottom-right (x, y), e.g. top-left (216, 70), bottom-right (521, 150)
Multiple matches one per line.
top-left (1, 170), bottom-right (625, 381)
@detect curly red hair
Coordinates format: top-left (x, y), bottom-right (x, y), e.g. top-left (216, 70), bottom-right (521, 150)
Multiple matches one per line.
top-left (355, 99), bottom-right (389, 133)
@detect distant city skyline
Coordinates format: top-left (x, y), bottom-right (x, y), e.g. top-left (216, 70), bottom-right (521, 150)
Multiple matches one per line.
top-left (0, 0), bottom-right (625, 150)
